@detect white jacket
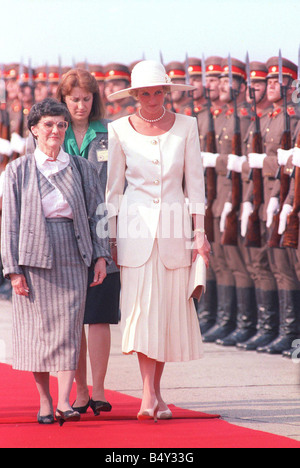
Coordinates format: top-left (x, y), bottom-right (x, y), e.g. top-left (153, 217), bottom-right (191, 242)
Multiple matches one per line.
top-left (106, 114), bottom-right (205, 269)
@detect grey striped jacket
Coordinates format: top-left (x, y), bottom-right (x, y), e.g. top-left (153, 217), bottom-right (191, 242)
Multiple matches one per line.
top-left (1, 152), bottom-right (111, 278)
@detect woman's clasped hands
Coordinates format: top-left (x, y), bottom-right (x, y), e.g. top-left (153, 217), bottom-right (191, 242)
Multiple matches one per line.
top-left (192, 231), bottom-right (211, 268)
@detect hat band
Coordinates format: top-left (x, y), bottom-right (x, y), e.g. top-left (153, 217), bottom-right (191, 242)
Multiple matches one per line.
top-left (105, 70), bottom-right (130, 81)
top-left (91, 71), bottom-right (105, 80)
top-left (168, 69), bottom-right (186, 79)
top-left (222, 65), bottom-right (247, 81)
top-left (268, 65), bottom-right (297, 80)
top-left (188, 65), bottom-right (202, 75)
top-left (250, 70), bottom-right (268, 80)
top-left (206, 64), bottom-right (222, 75)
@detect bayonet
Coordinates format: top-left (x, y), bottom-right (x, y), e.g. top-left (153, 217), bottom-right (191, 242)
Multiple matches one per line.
top-left (159, 51), bottom-right (164, 66)
top-left (19, 59), bottom-right (24, 85)
top-left (278, 49), bottom-right (283, 86)
top-left (228, 53), bottom-right (233, 89)
top-left (246, 51), bottom-right (251, 88)
top-left (202, 54), bottom-right (206, 89)
top-left (298, 45), bottom-right (300, 82)
top-left (185, 52), bottom-right (190, 85)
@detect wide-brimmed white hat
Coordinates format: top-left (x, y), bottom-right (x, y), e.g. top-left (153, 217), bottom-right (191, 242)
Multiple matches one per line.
top-left (108, 60), bottom-right (196, 101)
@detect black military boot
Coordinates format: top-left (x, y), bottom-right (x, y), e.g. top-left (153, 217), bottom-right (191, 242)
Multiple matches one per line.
top-left (202, 285), bottom-right (236, 343)
top-left (257, 290), bottom-right (299, 354)
top-left (216, 287), bottom-right (257, 346)
top-left (197, 280), bottom-right (218, 335)
top-left (237, 289), bottom-right (279, 351)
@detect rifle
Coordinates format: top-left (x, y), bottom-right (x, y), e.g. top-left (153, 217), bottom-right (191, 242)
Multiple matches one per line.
top-left (268, 50), bottom-right (292, 248)
top-left (202, 54), bottom-right (217, 242)
top-left (185, 53), bottom-right (196, 118)
top-left (281, 131), bottom-right (300, 249)
top-left (160, 51), bottom-right (176, 113)
top-left (0, 67), bottom-right (10, 174)
top-left (244, 54), bottom-right (264, 248)
top-left (221, 55), bottom-right (243, 246)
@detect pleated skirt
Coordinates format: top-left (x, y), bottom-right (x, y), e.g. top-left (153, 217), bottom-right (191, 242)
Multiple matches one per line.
top-left (12, 218), bottom-right (88, 372)
top-left (120, 240), bottom-right (203, 363)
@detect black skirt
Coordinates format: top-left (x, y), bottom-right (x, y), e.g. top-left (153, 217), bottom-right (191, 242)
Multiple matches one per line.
top-left (84, 270), bottom-right (120, 324)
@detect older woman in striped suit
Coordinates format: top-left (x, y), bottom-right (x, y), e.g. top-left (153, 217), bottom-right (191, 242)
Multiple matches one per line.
top-left (1, 98), bottom-right (111, 426)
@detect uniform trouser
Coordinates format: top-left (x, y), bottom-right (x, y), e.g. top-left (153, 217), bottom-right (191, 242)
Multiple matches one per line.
top-left (296, 224), bottom-right (300, 281)
top-left (244, 221), bottom-right (277, 291)
top-left (223, 228), bottom-right (255, 289)
top-left (210, 218), bottom-right (235, 287)
top-left (267, 242), bottom-right (300, 291)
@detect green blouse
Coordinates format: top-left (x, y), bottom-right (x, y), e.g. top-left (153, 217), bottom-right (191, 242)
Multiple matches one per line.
top-left (64, 120), bottom-right (107, 159)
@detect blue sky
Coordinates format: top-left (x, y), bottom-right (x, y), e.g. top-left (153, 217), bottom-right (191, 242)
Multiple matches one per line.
top-left (0, 0), bottom-right (299, 68)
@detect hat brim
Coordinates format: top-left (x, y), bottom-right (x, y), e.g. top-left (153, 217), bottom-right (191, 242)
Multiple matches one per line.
top-left (108, 82), bottom-right (196, 102)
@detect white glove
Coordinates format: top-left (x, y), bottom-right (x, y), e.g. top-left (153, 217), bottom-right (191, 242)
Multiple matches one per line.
top-left (227, 154), bottom-right (247, 173)
top-left (0, 138), bottom-right (12, 156)
top-left (202, 152), bottom-right (219, 168)
top-left (278, 204), bottom-right (293, 235)
top-left (10, 132), bottom-right (26, 154)
top-left (277, 148), bottom-right (294, 166)
top-left (248, 153), bottom-right (267, 169)
top-left (220, 202), bottom-right (232, 233)
top-left (292, 147), bottom-right (300, 167)
top-left (266, 197), bottom-right (280, 228)
top-left (241, 202), bottom-right (254, 237)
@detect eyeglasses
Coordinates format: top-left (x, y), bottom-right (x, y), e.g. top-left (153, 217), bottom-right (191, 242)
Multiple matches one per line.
top-left (40, 120), bottom-right (68, 131)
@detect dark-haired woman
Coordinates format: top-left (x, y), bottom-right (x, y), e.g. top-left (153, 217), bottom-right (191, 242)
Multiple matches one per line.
top-left (1, 98), bottom-right (111, 426)
top-left (56, 69), bottom-right (120, 417)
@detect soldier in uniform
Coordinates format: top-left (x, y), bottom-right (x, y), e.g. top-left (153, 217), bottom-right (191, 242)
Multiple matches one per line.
top-left (89, 64), bottom-right (106, 105)
top-left (238, 62), bottom-right (279, 351)
top-left (165, 61), bottom-right (192, 114)
top-left (250, 57), bottom-right (300, 354)
top-left (103, 63), bottom-right (136, 120)
top-left (5, 64), bottom-right (23, 135)
top-left (34, 66), bottom-right (50, 102)
top-left (187, 57), bottom-right (205, 117)
top-left (279, 121), bottom-right (300, 357)
top-left (193, 56), bottom-right (224, 334)
top-left (196, 56), bottom-right (224, 150)
top-left (48, 66), bottom-right (61, 99)
top-left (203, 57), bottom-right (256, 346)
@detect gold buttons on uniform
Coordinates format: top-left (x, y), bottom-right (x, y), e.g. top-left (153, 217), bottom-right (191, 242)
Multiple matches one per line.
top-left (153, 199), bottom-right (159, 204)
top-left (151, 139), bottom-right (158, 145)
top-left (153, 180), bottom-right (160, 185)
top-left (153, 159), bottom-right (159, 164)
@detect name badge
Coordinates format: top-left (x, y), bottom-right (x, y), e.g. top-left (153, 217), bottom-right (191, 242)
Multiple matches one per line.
top-left (97, 150), bottom-right (108, 162)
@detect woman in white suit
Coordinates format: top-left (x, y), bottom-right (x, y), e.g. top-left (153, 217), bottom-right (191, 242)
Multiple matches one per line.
top-left (106, 61), bottom-right (210, 421)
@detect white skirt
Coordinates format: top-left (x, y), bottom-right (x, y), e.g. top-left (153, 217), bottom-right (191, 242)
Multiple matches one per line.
top-left (120, 241), bottom-right (203, 362)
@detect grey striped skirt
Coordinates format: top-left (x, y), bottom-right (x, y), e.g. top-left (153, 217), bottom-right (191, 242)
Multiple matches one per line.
top-left (12, 218), bottom-right (88, 372)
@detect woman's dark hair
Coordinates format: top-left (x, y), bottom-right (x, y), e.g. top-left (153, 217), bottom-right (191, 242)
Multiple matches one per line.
top-left (56, 68), bottom-right (104, 121)
top-left (28, 98), bottom-right (71, 137)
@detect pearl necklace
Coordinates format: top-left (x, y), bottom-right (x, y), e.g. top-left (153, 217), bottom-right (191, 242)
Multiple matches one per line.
top-left (139, 106), bottom-right (166, 123)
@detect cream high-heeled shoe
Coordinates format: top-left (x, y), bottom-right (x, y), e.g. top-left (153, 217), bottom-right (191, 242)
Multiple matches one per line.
top-left (157, 408), bottom-right (173, 420)
top-left (137, 400), bottom-right (159, 423)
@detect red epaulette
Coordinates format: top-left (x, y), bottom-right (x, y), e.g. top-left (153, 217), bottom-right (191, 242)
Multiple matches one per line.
top-left (287, 106), bottom-right (296, 116)
top-left (269, 108), bottom-right (282, 118)
top-left (184, 107), bottom-right (192, 116)
top-left (126, 106), bottom-right (135, 114)
top-left (211, 107), bottom-right (222, 117)
top-left (240, 107), bottom-right (249, 116)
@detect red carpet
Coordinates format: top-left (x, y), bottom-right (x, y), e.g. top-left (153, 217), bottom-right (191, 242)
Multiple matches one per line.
top-left (0, 363), bottom-right (299, 448)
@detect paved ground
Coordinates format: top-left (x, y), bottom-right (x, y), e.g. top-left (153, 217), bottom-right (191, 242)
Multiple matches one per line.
top-left (1, 298), bottom-right (300, 443)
